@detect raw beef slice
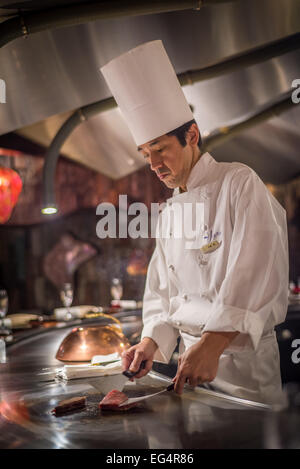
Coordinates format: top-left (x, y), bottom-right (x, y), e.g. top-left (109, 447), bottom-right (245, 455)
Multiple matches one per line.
top-left (52, 396), bottom-right (86, 415)
top-left (99, 390), bottom-right (138, 411)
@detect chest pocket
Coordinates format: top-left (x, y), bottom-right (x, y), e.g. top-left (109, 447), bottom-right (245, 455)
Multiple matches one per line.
top-left (185, 240), bottom-right (222, 292)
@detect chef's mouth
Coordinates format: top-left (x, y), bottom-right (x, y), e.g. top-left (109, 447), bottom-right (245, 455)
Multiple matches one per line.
top-left (157, 169), bottom-right (171, 180)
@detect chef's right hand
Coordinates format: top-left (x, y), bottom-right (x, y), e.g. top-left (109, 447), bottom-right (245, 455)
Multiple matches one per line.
top-left (121, 337), bottom-right (158, 379)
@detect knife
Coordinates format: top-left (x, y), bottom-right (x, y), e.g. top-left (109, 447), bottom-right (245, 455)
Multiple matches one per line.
top-left (118, 382), bottom-right (175, 407)
top-left (89, 360), bottom-right (147, 394)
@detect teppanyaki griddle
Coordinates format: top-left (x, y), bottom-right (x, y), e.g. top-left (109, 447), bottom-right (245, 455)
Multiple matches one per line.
top-left (0, 323), bottom-right (298, 449)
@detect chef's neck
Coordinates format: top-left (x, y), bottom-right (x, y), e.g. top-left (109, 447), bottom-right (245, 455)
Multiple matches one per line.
top-left (179, 148), bottom-right (202, 193)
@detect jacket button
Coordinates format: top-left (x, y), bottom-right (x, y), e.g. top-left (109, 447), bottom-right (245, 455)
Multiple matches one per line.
top-left (175, 321), bottom-right (181, 326)
top-left (182, 294), bottom-right (188, 301)
top-left (202, 292), bottom-right (213, 303)
top-left (168, 264), bottom-right (175, 271)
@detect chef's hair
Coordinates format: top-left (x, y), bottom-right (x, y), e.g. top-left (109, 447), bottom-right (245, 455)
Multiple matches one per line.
top-left (166, 119), bottom-right (202, 149)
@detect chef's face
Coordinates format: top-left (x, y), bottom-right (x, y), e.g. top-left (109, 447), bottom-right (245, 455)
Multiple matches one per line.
top-left (137, 123), bottom-right (201, 189)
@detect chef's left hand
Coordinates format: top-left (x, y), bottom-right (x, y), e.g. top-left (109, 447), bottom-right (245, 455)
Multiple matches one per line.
top-left (173, 331), bottom-right (239, 394)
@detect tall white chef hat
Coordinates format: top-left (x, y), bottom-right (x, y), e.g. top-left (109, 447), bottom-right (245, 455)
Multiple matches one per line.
top-left (100, 40), bottom-right (194, 146)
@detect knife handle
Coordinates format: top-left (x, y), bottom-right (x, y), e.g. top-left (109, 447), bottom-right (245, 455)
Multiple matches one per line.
top-left (123, 360), bottom-right (146, 378)
top-left (166, 383), bottom-right (175, 391)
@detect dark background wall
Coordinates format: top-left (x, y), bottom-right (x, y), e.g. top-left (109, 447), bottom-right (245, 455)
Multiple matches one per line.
top-left (0, 145), bottom-right (172, 313)
top-left (0, 145), bottom-right (299, 314)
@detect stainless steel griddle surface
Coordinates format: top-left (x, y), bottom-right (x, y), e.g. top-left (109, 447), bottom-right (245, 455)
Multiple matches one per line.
top-left (0, 325), bottom-right (300, 449)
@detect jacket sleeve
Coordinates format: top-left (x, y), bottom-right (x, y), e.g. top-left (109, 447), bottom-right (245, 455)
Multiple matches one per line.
top-left (141, 233), bottom-right (180, 363)
top-left (203, 169), bottom-right (289, 351)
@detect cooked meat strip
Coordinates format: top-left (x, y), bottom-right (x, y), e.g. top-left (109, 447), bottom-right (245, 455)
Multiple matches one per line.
top-left (99, 389), bottom-right (138, 412)
top-left (52, 396), bottom-right (86, 415)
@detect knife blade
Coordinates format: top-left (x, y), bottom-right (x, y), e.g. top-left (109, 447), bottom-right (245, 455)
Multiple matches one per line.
top-left (118, 382), bottom-right (174, 407)
top-left (89, 360), bottom-right (146, 394)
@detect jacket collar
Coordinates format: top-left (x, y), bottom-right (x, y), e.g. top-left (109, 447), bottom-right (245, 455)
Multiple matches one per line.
top-left (172, 152), bottom-right (216, 197)
top-left (186, 152), bottom-right (216, 190)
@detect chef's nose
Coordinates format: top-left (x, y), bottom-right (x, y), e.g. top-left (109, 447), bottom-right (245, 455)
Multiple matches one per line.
top-left (149, 151), bottom-right (163, 171)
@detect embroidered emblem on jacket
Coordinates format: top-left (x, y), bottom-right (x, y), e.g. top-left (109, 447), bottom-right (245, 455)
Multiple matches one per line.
top-left (200, 240), bottom-right (222, 254)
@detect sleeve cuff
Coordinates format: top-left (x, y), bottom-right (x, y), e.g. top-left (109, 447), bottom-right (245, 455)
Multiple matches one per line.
top-left (202, 305), bottom-right (266, 351)
top-left (141, 319), bottom-right (179, 363)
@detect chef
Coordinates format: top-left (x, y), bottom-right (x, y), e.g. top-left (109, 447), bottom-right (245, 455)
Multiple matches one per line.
top-left (101, 40), bottom-right (289, 409)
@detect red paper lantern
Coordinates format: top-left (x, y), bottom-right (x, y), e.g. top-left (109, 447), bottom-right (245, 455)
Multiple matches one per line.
top-left (0, 167), bottom-right (22, 223)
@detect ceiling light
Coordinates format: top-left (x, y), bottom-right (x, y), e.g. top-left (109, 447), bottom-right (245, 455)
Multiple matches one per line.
top-left (41, 206), bottom-right (58, 215)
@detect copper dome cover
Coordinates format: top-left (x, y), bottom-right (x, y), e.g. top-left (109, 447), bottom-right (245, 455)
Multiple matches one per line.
top-left (55, 324), bottom-right (130, 362)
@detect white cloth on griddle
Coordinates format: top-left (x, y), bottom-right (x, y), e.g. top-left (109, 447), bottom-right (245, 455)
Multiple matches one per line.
top-left (91, 352), bottom-right (120, 365)
top-left (56, 359), bottom-right (123, 380)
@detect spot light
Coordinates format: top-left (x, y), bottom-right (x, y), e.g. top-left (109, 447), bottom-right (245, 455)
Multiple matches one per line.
top-left (41, 206), bottom-right (58, 215)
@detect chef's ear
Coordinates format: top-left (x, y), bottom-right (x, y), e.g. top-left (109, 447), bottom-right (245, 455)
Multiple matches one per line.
top-left (185, 123), bottom-right (200, 147)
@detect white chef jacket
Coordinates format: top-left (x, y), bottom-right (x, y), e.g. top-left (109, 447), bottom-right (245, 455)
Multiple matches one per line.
top-left (141, 152), bottom-right (289, 409)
